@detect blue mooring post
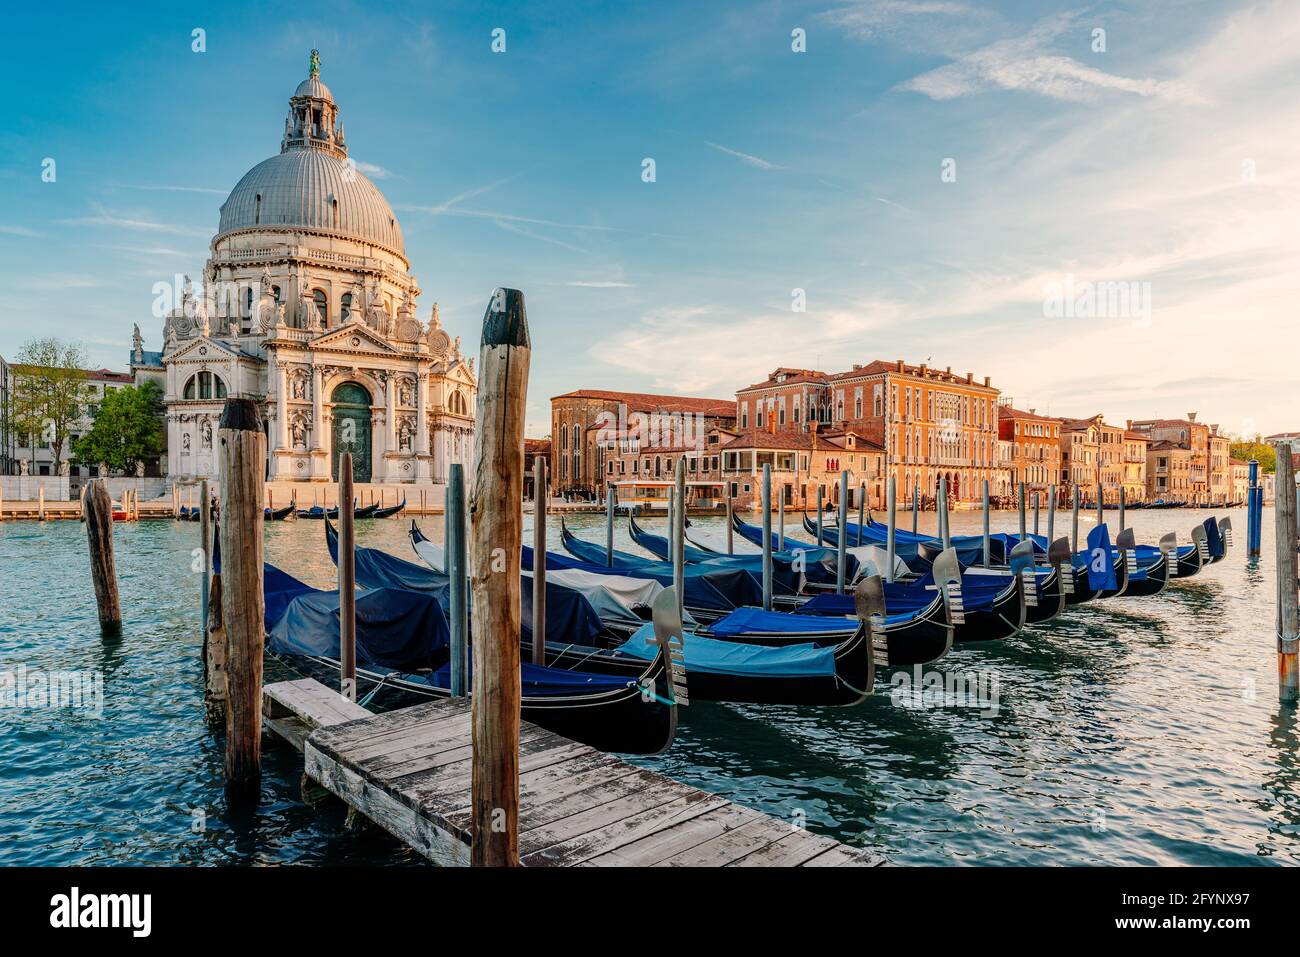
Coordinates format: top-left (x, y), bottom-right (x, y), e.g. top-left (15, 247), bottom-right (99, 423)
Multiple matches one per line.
top-left (1247, 458), bottom-right (1262, 558)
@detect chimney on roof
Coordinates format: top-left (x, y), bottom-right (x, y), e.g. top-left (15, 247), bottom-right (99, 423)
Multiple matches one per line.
top-left (1187, 411), bottom-right (1197, 423)
top-left (983, 375), bottom-right (990, 387)
top-left (1029, 408), bottom-right (1036, 415)
top-left (1126, 419), bottom-right (1133, 430)
top-left (945, 366), bottom-right (951, 375)
top-left (896, 359), bottom-right (904, 372)
top-left (852, 363), bottom-right (861, 370)
top-left (965, 372), bottom-right (973, 384)
top-left (920, 363), bottom-right (927, 375)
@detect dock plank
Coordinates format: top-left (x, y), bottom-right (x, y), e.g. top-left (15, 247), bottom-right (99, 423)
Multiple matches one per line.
top-left (265, 678), bottom-right (880, 867)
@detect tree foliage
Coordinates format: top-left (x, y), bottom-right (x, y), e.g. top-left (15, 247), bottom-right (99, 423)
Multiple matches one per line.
top-left (72, 381), bottom-right (165, 473)
top-left (1229, 437), bottom-right (1277, 473)
top-left (10, 337), bottom-right (92, 471)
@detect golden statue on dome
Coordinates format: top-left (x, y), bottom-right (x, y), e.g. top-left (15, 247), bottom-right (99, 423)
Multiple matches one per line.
top-left (309, 49), bottom-right (320, 78)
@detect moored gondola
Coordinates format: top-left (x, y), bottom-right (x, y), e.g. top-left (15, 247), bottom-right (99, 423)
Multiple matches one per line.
top-left (371, 497), bottom-right (406, 518)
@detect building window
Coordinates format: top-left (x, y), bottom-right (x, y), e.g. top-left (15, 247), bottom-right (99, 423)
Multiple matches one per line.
top-left (313, 289), bottom-right (328, 325)
top-left (182, 371), bottom-right (227, 401)
top-left (341, 292), bottom-right (353, 322)
top-left (449, 390), bottom-right (468, 416)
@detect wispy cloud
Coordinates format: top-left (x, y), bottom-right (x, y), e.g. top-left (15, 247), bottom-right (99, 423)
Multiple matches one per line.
top-left (0, 224), bottom-right (42, 237)
top-left (122, 184), bottom-right (225, 195)
top-left (706, 141), bottom-right (784, 170)
top-left (894, 13), bottom-right (1204, 104)
top-left (352, 159), bottom-right (395, 180)
top-left (59, 204), bottom-right (211, 238)
top-left (405, 176), bottom-right (516, 215)
top-left (566, 280), bottom-right (635, 288)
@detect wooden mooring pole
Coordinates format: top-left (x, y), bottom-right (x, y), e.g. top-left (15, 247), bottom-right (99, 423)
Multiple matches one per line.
top-left (857, 482), bottom-right (865, 547)
top-left (836, 470), bottom-right (848, 594)
top-left (217, 398), bottom-right (266, 797)
top-left (982, 479), bottom-right (991, 567)
top-left (83, 479), bottom-right (121, 636)
top-left (725, 489), bottom-right (734, 555)
top-left (886, 474), bottom-right (897, 583)
top-left (778, 489), bottom-right (786, 552)
top-left (338, 452), bottom-right (357, 701)
top-left (761, 464), bottom-right (773, 611)
top-left (816, 484), bottom-right (825, 545)
top-left (470, 288), bottom-right (530, 867)
top-left (447, 463), bottom-right (468, 697)
top-left (200, 479), bottom-right (211, 637)
top-left (532, 455), bottom-right (548, 666)
top-left (604, 481), bottom-right (614, 566)
top-left (1276, 443), bottom-right (1298, 702)
top-left (674, 457), bottom-right (686, 624)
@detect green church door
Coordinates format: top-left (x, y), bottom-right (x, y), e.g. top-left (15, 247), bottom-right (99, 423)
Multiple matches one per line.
top-left (331, 382), bottom-right (373, 483)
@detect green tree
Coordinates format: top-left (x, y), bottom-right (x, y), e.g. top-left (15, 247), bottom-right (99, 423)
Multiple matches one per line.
top-left (72, 381), bottom-right (165, 474)
top-left (10, 337), bottom-right (92, 473)
top-left (1229, 436), bottom-right (1277, 473)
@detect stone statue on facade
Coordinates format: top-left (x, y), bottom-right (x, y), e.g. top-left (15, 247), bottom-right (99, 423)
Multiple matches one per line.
top-left (291, 418), bottom-right (307, 450)
top-left (300, 283), bottom-right (320, 331)
top-left (201, 419), bottom-right (213, 449)
top-left (256, 267), bottom-right (278, 333)
top-left (132, 324), bottom-right (144, 362)
top-left (59, 460), bottom-right (69, 476)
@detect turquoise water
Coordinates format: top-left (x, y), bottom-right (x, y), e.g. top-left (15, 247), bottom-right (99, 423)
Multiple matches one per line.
top-left (1, 506), bottom-right (1296, 865)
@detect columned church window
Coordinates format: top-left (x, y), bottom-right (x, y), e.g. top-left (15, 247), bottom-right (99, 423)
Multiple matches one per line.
top-left (341, 292), bottom-right (352, 321)
top-left (183, 371), bottom-right (228, 401)
top-left (313, 289), bottom-right (328, 325)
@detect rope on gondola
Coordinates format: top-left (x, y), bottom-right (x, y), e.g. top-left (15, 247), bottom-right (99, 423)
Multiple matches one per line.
top-left (358, 672), bottom-right (401, 707)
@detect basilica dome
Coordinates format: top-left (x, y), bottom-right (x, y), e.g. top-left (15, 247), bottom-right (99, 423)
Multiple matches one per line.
top-left (215, 58), bottom-right (405, 258)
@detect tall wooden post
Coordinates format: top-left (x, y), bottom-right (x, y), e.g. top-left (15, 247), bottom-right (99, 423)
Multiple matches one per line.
top-left (604, 482), bottom-right (614, 566)
top-left (470, 288), bottom-right (529, 868)
top-left (82, 479), bottom-right (121, 636)
top-left (532, 456), bottom-right (548, 665)
top-left (217, 398), bottom-right (266, 797)
top-left (447, 463), bottom-right (469, 697)
top-left (1118, 486), bottom-right (1126, 531)
top-left (338, 452), bottom-right (357, 701)
top-left (673, 457), bottom-right (686, 624)
top-left (1096, 481), bottom-right (1104, 529)
top-left (912, 484), bottom-right (919, 534)
top-left (982, 479), bottom-right (991, 567)
top-left (1018, 483), bottom-right (1026, 542)
top-left (761, 464), bottom-right (773, 611)
top-left (1072, 485), bottom-right (1081, 555)
top-left (836, 470), bottom-right (848, 594)
top-left (199, 478), bottom-right (211, 637)
top-left (725, 489), bottom-right (734, 554)
top-left (1033, 491), bottom-right (1041, 536)
top-left (1047, 485), bottom-right (1057, 544)
top-left (816, 484), bottom-right (825, 545)
top-left (857, 481), bottom-right (866, 546)
top-left (938, 480), bottom-right (951, 551)
top-left (886, 474), bottom-right (897, 583)
top-left (38, 485), bottom-right (45, 521)
top-left (1275, 444), bottom-right (1298, 702)
top-left (778, 489), bottom-right (785, 552)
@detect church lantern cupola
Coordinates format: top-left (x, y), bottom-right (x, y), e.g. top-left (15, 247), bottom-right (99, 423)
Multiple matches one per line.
top-left (281, 49), bottom-right (346, 159)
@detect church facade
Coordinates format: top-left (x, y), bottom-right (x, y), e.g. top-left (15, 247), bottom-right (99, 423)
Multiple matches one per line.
top-left (134, 52), bottom-right (475, 489)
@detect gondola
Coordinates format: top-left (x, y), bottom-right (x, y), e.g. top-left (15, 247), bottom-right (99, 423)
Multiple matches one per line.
top-left (331, 522), bottom-right (875, 706)
top-left (371, 498), bottom-right (406, 519)
top-left (260, 555), bottom-right (679, 755)
top-left (296, 500), bottom-right (374, 520)
top-left (265, 500), bottom-right (296, 521)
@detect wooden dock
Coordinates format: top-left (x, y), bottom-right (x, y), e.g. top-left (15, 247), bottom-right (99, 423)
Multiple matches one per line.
top-left (265, 678), bottom-right (882, 867)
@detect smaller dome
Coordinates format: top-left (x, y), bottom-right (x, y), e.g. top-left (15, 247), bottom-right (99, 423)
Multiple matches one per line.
top-left (294, 76), bottom-right (333, 101)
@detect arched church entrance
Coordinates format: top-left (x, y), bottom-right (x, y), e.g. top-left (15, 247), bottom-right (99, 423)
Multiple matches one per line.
top-left (331, 382), bottom-right (373, 483)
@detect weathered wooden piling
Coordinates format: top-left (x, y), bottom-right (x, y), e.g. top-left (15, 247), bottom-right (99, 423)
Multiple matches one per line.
top-left (1018, 483), bottom-right (1027, 542)
top-left (1033, 491), bottom-right (1041, 537)
top-left (1047, 484), bottom-right (1056, 544)
top-left (982, 479), bottom-right (991, 567)
top-left (778, 490), bottom-right (786, 552)
top-left (216, 398), bottom-right (266, 796)
top-left (338, 452), bottom-right (357, 701)
top-left (912, 484), bottom-right (919, 534)
top-left (816, 484), bottom-right (825, 545)
top-left (1276, 444), bottom-right (1298, 702)
top-left (199, 478), bottom-right (211, 636)
top-left (938, 481), bottom-right (951, 551)
top-left (886, 474), bottom-right (897, 583)
top-left (604, 481), bottom-right (614, 565)
top-left (836, 470), bottom-right (848, 594)
top-left (38, 485), bottom-right (45, 522)
top-left (673, 457), bottom-right (686, 623)
top-left (761, 464), bottom-right (773, 611)
top-left (469, 288), bottom-right (530, 867)
top-left (203, 573), bottom-right (227, 722)
top-left (447, 463), bottom-right (468, 697)
top-left (82, 479), bottom-right (121, 636)
top-left (1118, 486), bottom-right (1126, 531)
top-left (1096, 482), bottom-right (1104, 529)
top-left (1072, 485), bottom-right (1081, 554)
top-left (532, 455), bottom-right (548, 665)
top-left (857, 482), bottom-right (866, 546)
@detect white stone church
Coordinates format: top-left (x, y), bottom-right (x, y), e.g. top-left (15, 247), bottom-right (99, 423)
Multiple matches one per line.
top-left (132, 52), bottom-right (476, 493)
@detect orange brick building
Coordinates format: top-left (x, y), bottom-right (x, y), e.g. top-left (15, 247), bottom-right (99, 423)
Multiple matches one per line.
top-left (735, 359), bottom-right (1000, 505)
top-left (997, 403), bottom-right (1062, 495)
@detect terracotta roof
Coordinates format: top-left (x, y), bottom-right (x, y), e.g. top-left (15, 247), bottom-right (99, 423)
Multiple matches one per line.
top-left (737, 368), bottom-right (831, 392)
top-left (1130, 418), bottom-right (1202, 430)
top-left (10, 364), bottom-right (133, 383)
top-left (552, 389), bottom-right (734, 417)
top-left (719, 429), bottom-right (884, 453)
top-left (1123, 430), bottom-right (1148, 441)
top-left (828, 360), bottom-right (997, 390)
top-left (999, 405), bottom-right (1061, 423)
top-left (1059, 415), bottom-right (1103, 431)
top-left (1148, 440), bottom-right (1186, 451)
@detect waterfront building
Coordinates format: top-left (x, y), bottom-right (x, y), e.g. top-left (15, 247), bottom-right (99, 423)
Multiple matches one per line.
top-left (1058, 416), bottom-right (1103, 505)
top-left (1121, 429), bottom-right (1149, 505)
top-left (718, 428), bottom-right (885, 511)
top-left (1264, 431), bottom-right (1300, 455)
top-left (606, 428), bottom-right (732, 510)
top-left (550, 389), bottom-right (736, 498)
top-left (1129, 415), bottom-right (1211, 504)
top-left (1147, 440), bottom-right (1194, 500)
top-left (996, 403), bottom-right (1062, 494)
top-left (1208, 426), bottom-right (1232, 504)
top-left (736, 360), bottom-right (999, 505)
top-left (2, 364), bottom-right (136, 478)
top-left (136, 52), bottom-right (476, 493)
top-left (1230, 457), bottom-right (1251, 503)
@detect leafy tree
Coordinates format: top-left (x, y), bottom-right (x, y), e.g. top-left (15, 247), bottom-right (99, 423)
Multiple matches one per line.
top-left (10, 338), bottom-right (92, 473)
top-left (1229, 436), bottom-right (1277, 473)
top-left (72, 381), bottom-right (165, 474)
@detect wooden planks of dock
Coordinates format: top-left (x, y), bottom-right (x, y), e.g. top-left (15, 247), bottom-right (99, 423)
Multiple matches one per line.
top-left (265, 678), bottom-right (882, 868)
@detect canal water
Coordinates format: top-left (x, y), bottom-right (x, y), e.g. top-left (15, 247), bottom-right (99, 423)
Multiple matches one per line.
top-left (1, 506), bottom-right (1296, 865)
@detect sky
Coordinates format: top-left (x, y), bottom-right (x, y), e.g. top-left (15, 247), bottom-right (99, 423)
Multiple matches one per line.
top-left (1, 0), bottom-right (1297, 437)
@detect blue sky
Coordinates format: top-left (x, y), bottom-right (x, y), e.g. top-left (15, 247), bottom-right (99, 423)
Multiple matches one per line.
top-left (2, 0), bottom-right (1297, 436)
